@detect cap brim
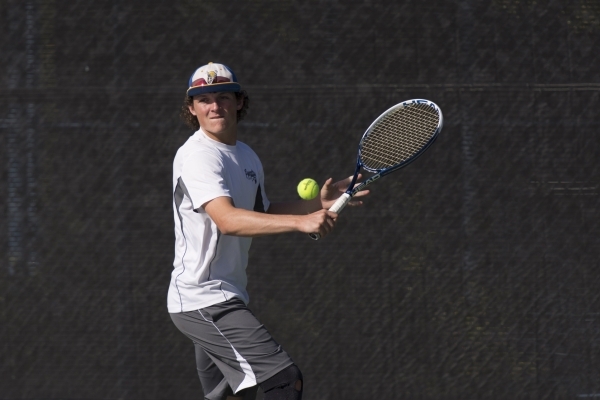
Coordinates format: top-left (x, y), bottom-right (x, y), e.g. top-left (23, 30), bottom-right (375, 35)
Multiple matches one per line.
top-left (187, 83), bottom-right (241, 96)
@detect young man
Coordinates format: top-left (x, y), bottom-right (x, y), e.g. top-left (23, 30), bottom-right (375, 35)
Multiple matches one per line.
top-left (169, 62), bottom-right (367, 400)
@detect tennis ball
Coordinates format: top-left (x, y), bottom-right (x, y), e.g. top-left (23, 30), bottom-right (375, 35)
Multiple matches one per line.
top-left (297, 178), bottom-right (320, 200)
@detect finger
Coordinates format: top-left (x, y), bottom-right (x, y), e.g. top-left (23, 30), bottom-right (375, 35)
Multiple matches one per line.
top-left (351, 189), bottom-right (369, 197)
top-left (316, 220), bottom-right (329, 237)
top-left (322, 178), bottom-right (335, 193)
top-left (320, 219), bottom-right (335, 237)
top-left (352, 175), bottom-right (368, 188)
top-left (331, 176), bottom-right (349, 192)
top-left (318, 212), bottom-right (336, 236)
top-left (346, 200), bottom-right (363, 207)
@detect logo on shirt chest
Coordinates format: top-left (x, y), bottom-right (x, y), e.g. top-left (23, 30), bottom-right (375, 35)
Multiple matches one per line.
top-left (244, 169), bottom-right (257, 184)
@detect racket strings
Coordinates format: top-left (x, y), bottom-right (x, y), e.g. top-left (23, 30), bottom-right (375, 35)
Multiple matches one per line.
top-left (360, 104), bottom-right (439, 170)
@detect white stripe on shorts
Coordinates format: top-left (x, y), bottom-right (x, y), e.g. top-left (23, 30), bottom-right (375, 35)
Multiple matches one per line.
top-left (197, 309), bottom-right (257, 393)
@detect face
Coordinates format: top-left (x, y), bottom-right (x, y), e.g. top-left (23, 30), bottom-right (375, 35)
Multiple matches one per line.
top-left (188, 92), bottom-right (243, 144)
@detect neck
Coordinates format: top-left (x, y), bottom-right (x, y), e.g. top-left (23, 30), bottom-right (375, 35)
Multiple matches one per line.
top-left (202, 127), bottom-right (237, 146)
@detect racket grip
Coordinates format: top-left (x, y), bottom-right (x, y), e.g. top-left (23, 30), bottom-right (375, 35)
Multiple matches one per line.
top-left (329, 193), bottom-right (351, 214)
top-left (308, 193), bottom-right (351, 241)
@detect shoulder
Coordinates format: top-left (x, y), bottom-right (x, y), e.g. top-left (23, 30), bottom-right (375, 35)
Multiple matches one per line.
top-left (236, 141), bottom-right (260, 160)
top-left (175, 137), bottom-right (223, 169)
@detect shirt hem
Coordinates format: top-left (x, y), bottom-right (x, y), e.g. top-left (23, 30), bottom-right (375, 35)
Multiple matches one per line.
top-left (168, 294), bottom-right (247, 313)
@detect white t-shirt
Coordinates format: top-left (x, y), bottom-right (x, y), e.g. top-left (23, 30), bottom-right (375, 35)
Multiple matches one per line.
top-left (168, 128), bottom-right (270, 313)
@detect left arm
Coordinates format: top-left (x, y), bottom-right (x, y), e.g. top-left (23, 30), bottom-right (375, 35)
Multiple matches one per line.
top-left (267, 175), bottom-right (369, 215)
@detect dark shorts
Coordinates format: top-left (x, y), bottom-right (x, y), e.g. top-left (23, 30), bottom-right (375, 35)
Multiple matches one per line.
top-left (170, 298), bottom-right (295, 400)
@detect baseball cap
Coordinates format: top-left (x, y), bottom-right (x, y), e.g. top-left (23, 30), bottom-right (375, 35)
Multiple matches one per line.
top-left (187, 62), bottom-right (241, 96)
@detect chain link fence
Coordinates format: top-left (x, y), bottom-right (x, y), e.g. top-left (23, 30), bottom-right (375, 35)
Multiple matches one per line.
top-left (1, 0), bottom-right (600, 399)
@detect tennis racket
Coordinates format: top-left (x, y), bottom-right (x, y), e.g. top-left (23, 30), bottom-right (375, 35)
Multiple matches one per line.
top-left (310, 99), bottom-right (443, 240)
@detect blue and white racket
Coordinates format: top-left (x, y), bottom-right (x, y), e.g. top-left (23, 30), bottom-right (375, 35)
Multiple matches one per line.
top-left (310, 99), bottom-right (443, 240)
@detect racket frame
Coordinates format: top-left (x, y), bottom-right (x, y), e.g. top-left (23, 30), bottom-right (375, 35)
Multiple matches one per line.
top-left (310, 99), bottom-right (443, 239)
top-left (352, 99), bottom-right (442, 193)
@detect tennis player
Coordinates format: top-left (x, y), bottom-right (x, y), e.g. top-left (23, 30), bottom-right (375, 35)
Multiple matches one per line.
top-left (169, 62), bottom-right (367, 400)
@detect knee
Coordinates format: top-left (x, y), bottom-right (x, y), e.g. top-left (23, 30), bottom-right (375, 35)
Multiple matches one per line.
top-left (260, 364), bottom-right (303, 400)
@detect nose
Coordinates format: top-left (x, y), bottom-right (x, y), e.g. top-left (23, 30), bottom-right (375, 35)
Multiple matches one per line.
top-left (208, 99), bottom-right (220, 111)
top-left (213, 97), bottom-right (228, 109)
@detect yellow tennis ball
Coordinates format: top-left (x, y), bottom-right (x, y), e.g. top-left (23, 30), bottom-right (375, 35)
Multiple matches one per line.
top-left (297, 178), bottom-right (320, 200)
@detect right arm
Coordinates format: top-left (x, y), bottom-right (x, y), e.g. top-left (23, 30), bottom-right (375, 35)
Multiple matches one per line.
top-left (203, 196), bottom-right (338, 238)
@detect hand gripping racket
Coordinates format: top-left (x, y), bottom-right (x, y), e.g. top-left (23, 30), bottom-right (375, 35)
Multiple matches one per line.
top-left (310, 99), bottom-right (443, 240)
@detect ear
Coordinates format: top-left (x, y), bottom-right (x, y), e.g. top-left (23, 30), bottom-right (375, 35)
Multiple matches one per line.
top-left (188, 103), bottom-right (197, 116)
top-left (236, 95), bottom-right (244, 111)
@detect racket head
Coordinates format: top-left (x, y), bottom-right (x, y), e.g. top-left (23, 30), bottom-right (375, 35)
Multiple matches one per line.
top-left (358, 99), bottom-right (443, 174)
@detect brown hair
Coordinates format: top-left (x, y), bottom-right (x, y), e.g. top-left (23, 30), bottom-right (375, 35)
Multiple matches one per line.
top-left (180, 90), bottom-right (250, 130)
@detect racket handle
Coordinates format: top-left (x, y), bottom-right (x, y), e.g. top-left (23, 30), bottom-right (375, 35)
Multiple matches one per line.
top-left (309, 193), bottom-right (351, 241)
top-left (329, 193), bottom-right (351, 214)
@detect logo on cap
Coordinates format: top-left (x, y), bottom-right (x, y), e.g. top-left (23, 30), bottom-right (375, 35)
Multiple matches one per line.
top-left (206, 70), bottom-right (217, 85)
top-left (187, 62), bottom-right (241, 96)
